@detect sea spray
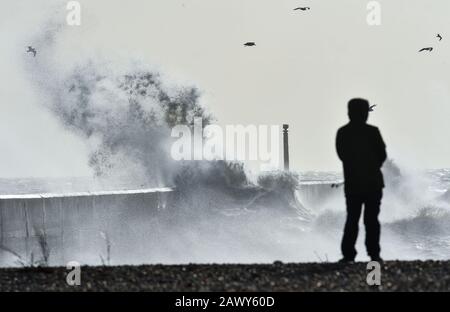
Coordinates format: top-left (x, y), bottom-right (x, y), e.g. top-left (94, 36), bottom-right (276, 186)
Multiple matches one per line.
top-left (31, 60), bottom-right (212, 186)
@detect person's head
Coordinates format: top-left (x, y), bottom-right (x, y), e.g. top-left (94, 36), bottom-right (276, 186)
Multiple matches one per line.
top-left (348, 98), bottom-right (369, 123)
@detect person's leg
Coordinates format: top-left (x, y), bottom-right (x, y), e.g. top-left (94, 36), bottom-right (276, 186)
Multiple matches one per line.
top-left (341, 194), bottom-right (363, 260)
top-left (363, 189), bottom-right (382, 259)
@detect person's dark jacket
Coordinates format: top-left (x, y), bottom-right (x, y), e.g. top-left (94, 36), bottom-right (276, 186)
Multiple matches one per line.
top-left (336, 122), bottom-right (387, 194)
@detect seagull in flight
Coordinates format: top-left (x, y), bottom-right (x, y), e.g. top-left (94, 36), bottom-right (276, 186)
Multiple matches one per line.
top-left (26, 46), bottom-right (37, 57)
top-left (293, 7), bottom-right (310, 11)
top-left (244, 42), bottom-right (256, 47)
top-left (437, 34), bottom-right (443, 41)
top-left (418, 47), bottom-right (433, 52)
top-left (369, 104), bottom-right (377, 112)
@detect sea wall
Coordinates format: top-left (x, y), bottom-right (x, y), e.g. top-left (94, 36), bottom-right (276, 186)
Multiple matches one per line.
top-left (0, 188), bottom-right (173, 265)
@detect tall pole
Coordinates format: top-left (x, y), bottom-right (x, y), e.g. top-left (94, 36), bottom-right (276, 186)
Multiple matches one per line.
top-left (0, 200), bottom-right (3, 245)
top-left (283, 124), bottom-right (290, 171)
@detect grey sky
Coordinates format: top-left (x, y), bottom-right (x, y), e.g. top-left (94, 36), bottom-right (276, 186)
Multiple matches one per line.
top-left (1, 0), bottom-right (450, 178)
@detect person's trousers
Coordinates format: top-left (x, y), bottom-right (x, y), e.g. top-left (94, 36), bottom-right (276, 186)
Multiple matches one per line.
top-left (341, 189), bottom-right (382, 260)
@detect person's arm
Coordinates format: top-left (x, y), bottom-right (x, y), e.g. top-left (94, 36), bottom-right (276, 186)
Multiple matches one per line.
top-left (375, 128), bottom-right (387, 166)
top-left (336, 129), bottom-right (344, 161)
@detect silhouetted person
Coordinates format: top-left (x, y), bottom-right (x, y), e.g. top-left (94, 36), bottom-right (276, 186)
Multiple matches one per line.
top-left (336, 98), bottom-right (387, 262)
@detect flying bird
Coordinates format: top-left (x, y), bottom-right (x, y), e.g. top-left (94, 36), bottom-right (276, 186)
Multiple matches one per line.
top-left (418, 47), bottom-right (433, 52)
top-left (244, 42), bottom-right (256, 47)
top-left (293, 7), bottom-right (310, 11)
top-left (437, 34), bottom-right (443, 41)
top-left (26, 46), bottom-right (36, 57)
top-left (369, 104), bottom-right (377, 112)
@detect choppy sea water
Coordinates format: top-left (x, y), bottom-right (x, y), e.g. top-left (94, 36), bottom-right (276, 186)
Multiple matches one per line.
top-left (0, 169), bottom-right (449, 265)
top-left (0, 177), bottom-right (152, 195)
